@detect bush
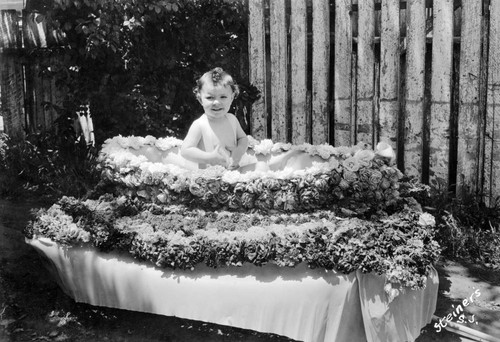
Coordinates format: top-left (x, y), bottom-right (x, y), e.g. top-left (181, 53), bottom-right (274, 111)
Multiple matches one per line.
top-left (0, 116), bottom-right (100, 200)
top-left (423, 192), bottom-right (500, 269)
top-left (39, 0), bottom-right (254, 144)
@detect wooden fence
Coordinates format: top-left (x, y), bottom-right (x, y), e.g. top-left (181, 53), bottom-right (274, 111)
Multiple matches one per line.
top-left (0, 9), bottom-right (64, 139)
top-left (2, 2), bottom-right (500, 205)
top-left (248, 0), bottom-right (500, 205)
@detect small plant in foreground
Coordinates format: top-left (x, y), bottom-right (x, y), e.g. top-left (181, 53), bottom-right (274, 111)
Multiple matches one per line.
top-left (422, 191), bottom-right (500, 269)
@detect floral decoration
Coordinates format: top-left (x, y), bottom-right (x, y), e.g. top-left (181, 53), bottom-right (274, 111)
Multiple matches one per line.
top-left (98, 135), bottom-right (404, 214)
top-left (25, 196), bottom-right (441, 294)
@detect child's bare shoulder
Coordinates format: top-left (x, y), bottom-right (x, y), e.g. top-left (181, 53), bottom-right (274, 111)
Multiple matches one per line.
top-left (190, 115), bottom-right (207, 129)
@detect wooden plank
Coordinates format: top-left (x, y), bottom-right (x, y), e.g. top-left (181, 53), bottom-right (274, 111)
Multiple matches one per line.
top-left (290, 0), bottom-right (308, 144)
top-left (429, 0), bottom-right (453, 190)
top-left (0, 55), bottom-right (25, 138)
top-left (334, 0), bottom-right (352, 147)
top-left (477, 6), bottom-right (489, 205)
top-left (312, 0), bottom-right (330, 145)
top-left (50, 55), bottom-right (65, 125)
top-left (30, 63), bottom-right (44, 131)
top-left (0, 10), bottom-right (21, 50)
top-left (379, 0), bottom-right (400, 150)
top-left (269, 0), bottom-right (288, 142)
top-left (356, 0), bottom-right (375, 147)
top-left (248, 0), bottom-right (267, 140)
top-left (485, 0), bottom-right (500, 206)
top-left (22, 11), bottom-right (47, 49)
top-left (43, 64), bottom-right (54, 130)
top-left (404, 0), bottom-right (426, 180)
top-left (456, 0), bottom-right (482, 198)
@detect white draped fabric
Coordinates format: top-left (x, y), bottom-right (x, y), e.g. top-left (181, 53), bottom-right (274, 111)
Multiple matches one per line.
top-left (27, 238), bottom-right (438, 342)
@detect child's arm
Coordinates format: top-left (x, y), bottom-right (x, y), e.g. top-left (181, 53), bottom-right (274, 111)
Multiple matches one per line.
top-left (227, 116), bottom-right (248, 169)
top-left (181, 121), bottom-right (227, 165)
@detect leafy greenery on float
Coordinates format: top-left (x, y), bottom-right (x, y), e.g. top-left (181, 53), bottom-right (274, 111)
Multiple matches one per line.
top-left (25, 196), bottom-right (441, 291)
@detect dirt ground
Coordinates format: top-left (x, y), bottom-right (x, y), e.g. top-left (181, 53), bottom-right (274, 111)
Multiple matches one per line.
top-left (1, 199), bottom-right (499, 342)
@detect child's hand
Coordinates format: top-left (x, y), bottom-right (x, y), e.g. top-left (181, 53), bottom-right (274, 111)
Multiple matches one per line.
top-left (208, 149), bottom-right (228, 166)
top-left (227, 161), bottom-right (239, 170)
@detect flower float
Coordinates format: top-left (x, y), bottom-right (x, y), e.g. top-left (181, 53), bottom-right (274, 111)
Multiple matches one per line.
top-left (24, 136), bottom-right (440, 342)
top-left (25, 195), bottom-right (440, 294)
top-left (98, 135), bottom-right (403, 215)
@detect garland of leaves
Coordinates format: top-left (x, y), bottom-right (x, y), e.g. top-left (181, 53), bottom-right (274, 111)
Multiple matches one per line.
top-left (25, 196), bottom-right (440, 296)
top-left (97, 136), bottom-right (403, 215)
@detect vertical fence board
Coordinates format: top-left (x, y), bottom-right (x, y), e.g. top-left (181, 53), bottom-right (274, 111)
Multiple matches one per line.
top-left (379, 0), bottom-right (400, 149)
top-left (429, 0), bottom-right (453, 190)
top-left (334, 0), bottom-right (352, 146)
top-left (43, 65), bottom-right (54, 129)
top-left (356, 0), bottom-right (375, 147)
top-left (269, 0), bottom-right (288, 142)
top-left (22, 11), bottom-right (48, 49)
top-left (0, 56), bottom-right (25, 138)
top-left (248, 0), bottom-right (267, 140)
top-left (290, 0), bottom-right (308, 144)
top-left (404, 0), bottom-right (426, 179)
top-left (0, 10), bottom-right (21, 49)
top-left (0, 10), bottom-right (24, 138)
top-left (485, 1), bottom-right (500, 205)
top-left (312, 0), bottom-right (330, 144)
top-left (456, 0), bottom-right (482, 197)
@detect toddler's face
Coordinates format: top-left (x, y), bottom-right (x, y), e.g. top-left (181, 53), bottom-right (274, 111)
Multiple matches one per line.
top-left (198, 83), bottom-right (234, 119)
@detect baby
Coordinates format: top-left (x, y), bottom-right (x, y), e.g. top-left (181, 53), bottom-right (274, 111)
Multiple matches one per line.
top-left (181, 67), bottom-right (248, 170)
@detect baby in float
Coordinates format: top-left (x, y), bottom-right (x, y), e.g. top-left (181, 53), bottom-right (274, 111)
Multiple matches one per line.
top-left (99, 67), bottom-right (396, 182)
top-left (176, 67), bottom-right (395, 173)
top-left (179, 66), bottom-right (302, 173)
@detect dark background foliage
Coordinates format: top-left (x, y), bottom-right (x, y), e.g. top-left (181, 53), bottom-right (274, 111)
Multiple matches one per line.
top-left (0, 0), bottom-right (259, 199)
top-left (39, 0), bottom-right (255, 143)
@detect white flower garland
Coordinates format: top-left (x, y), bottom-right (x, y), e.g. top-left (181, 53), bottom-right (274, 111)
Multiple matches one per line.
top-left (99, 135), bottom-right (396, 186)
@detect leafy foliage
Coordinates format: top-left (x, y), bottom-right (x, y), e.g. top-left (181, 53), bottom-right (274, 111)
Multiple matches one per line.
top-left (424, 193), bottom-right (500, 269)
top-left (38, 0), bottom-right (252, 143)
top-left (0, 117), bottom-right (100, 200)
top-left (2, 0), bottom-right (258, 199)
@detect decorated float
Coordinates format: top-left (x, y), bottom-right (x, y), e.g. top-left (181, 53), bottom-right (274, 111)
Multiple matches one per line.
top-left (25, 135), bottom-right (440, 342)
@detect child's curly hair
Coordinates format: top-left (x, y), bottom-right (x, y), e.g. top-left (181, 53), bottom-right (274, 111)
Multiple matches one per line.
top-left (193, 67), bottom-right (240, 99)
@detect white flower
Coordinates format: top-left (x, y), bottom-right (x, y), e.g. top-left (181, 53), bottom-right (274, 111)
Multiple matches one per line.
top-left (143, 135), bottom-right (157, 145)
top-left (155, 136), bottom-right (183, 151)
top-left (384, 283), bottom-right (401, 303)
top-left (314, 144), bottom-right (335, 159)
top-left (246, 135), bottom-right (260, 148)
top-left (375, 141), bottom-right (396, 163)
top-left (418, 213), bottom-right (436, 227)
top-left (221, 169), bottom-right (243, 184)
top-left (354, 149), bottom-right (375, 166)
top-left (328, 157), bottom-right (340, 170)
top-left (272, 142), bottom-right (292, 152)
top-left (253, 139), bottom-right (274, 155)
